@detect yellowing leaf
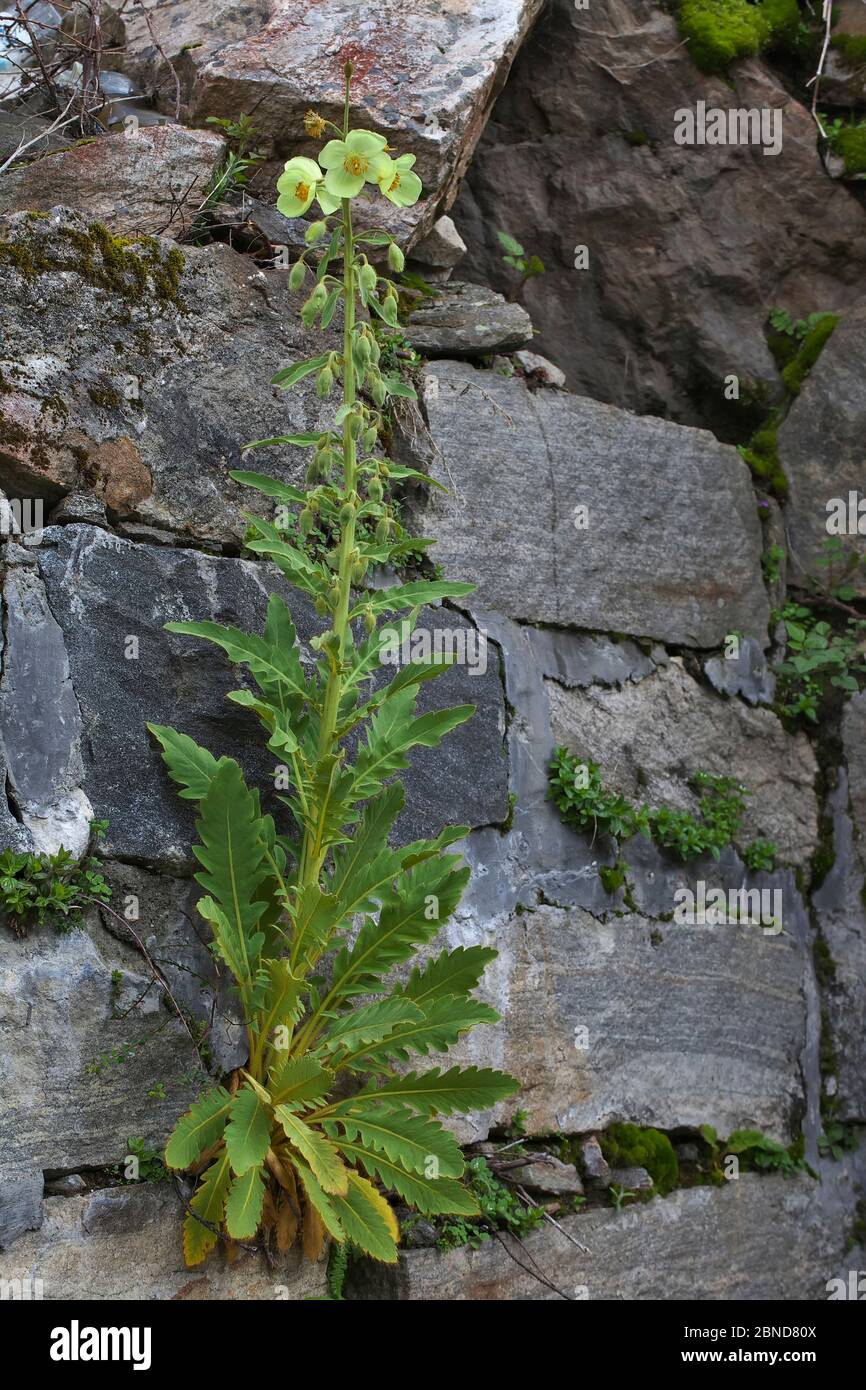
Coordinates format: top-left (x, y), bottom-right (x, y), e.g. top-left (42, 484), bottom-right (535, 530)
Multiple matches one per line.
top-left (330, 1171), bottom-right (399, 1263)
top-left (183, 1152), bottom-right (231, 1267)
top-left (276, 1106), bottom-right (348, 1195)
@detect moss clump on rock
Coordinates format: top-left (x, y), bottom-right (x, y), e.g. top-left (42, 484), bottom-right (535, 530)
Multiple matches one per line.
top-left (0, 219), bottom-right (186, 309)
top-left (739, 420), bottom-right (788, 499)
top-left (831, 33), bottom-right (866, 67)
top-left (780, 313), bottom-right (839, 394)
top-left (600, 1123), bottom-right (679, 1195)
top-left (831, 123), bottom-right (866, 177)
top-left (677, 0), bottom-right (801, 74)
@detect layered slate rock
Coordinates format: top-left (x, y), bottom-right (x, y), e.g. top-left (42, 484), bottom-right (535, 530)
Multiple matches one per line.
top-left (348, 1155), bottom-right (866, 1300)
top-left (777, 300), bottom-right (866, 595)
top-left (404, 282), bottom-right (532, 357)
top-left (407, 362), bottom-right (770, 647)
top-left (0, 208), bottom-right (335, 546)
top-left (437, 903), bottom-right (807, 1143)
top-left (118, 0), bottom-right (545, 243)
top-left (0, 126), bottom-right (225, 238)
top-left (3, 525), bottom-right (506, 866)
top-left (453, 0), bottom-right (866, 430)
top-left (0, 1186), bottom-right (326, 1299)
top-left (547, 659), bottom-right (818, 866)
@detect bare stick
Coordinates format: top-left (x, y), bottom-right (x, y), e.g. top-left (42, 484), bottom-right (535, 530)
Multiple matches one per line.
top-left (136, 0), bottom-right (182, 121)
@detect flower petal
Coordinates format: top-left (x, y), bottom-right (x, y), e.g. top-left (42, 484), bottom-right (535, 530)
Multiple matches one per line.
top-left (324, 165), bottom-right (365, 198)
top-left (283, 156), bottom-right (323, 181)
top-left (393, 153), bottom-right (417, 171)
top-left (318, 139), bottom-right (348, 169)
top-left (277, 188), bottom-right (314, 217)
top-left (346, 129), bottom-right (387, 155)
top-left (317, 187), bottom-right (341, 214)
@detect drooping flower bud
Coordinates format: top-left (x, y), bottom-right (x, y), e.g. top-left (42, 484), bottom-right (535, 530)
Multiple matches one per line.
top-left (289, 259), bottom-right (306, 291)
top-left (305, 220), bottom-right (327, 245)
top-left (359, 263), bottom-right (377, 296)
top-left (316, 366), bottom-right (333, 399)
top-left (387, 241), bottom-right (405, 273)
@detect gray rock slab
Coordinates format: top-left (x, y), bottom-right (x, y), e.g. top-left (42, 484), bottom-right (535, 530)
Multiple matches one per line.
top-left (0, 125), bottom-right (225, 239)
top-left (432, 903), bottom-right (807, 1143)
top-left (405, 282), bottom-right (532, 357)
top-left (407, 361), bottom-right (769, 647)
top-left (0, 1185), bottom-right (326, 1297)
top-left (347, 1156), bottom-right (865, 1300)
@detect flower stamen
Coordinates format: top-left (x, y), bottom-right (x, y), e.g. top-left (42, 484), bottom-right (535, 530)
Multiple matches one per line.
top-left (344, 154), bottom-right (368, 177)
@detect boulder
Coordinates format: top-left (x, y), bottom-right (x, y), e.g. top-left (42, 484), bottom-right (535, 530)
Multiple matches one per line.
top-left (406, 361), bottom-right (770, 647)
top-left (0, 207), bottom-right (335, 546)
top-left (0, 125), bottom-right (225, 238)
top-left (117, 0), bottom-right (546, 243)
top-left (405, 282), bottom-right (532, 357)
top-left (453, 0), bottom-right (866, 432)
top-left (0, 1185), bottom-right (326, 1298)
top-left (777, 300), bottom-right (866, 594)
top-left (0, 524), bottom-right (506, 867)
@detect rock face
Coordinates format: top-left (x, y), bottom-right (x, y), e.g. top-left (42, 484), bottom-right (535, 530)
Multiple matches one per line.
top-left (777, 300), bottom-right (866, 594)
top-left (404, 282), bottom-right (532, 357)
top-left (0, 525), bottom-right (507, 867)
top-left (0, 208), bottom-right (335, 546)
top-left (453, 0), bottom-right (866, 431)
top-left (0, 1186), bottom-right (326, 1299)
top-left (0, 126), bottom-right (225, 238)
top-left (348, 1153), bottom-right (866, 1300)
top-left (118, 0), bottom-right (546, 242)
top-left (406, 361), bottom-right (769, 647)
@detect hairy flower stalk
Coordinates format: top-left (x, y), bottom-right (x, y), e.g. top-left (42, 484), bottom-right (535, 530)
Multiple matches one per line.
top-left (149, 64), bottom-right (518, 1269)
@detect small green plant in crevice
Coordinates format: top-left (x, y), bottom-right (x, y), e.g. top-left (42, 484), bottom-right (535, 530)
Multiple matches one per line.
top-left (0, 826), bottom-right (111, 936)
top-left (110, 1137), bottom-right (170, 1185)
top-left (742, 838), bottom-right (778, 872)
top-left (762, 542), bottom-right (785, 585)
top-left (496, 230), bottom-right (545, 297)
top-left (434, 1157), bottom-right (545, 1251)
top-left (773, 598), bottom-right (866, 726)
top-left (608, 1183), bottom-right (638, 1212)
top-left (738, 307), bottom-right (838, 498)
top-left (201, 113), bottom-right (265, 211)
top-left (549, 750), bottom-right (776, 869)
top-left (698, 1124), bottom-right (814, 1180)
top-left (821, 113), bottom-right (866, 178)
top-left (600, 1123), bottom-right (679, 1196)
top-left (818, 1120), bottom-right (857, 1163)
top-left (325, 1237), bottom-right (354, 1298)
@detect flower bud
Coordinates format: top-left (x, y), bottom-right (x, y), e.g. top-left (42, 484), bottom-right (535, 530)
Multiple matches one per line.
top-left (359, 263), bottom-right (377, 296)
top-left (305, 459), bottom-right (320, 484)
top-left (387, 241), bottom-right (405, 272)
top-left (339, 501), bottom-right (355, 525)
top-left (352, 560), bottom-right (368, 584)
top-left (323, 630), bottom-right (341, 655)
top-left (314, 595), bottom-right (329, 616)
top-left (372, 376), bottom-right (386, 407)
top-left (348, 412), bottom-right (364, 439)
top-left (363, 606), bottom-right (376, 634)
top-left (298, 507), bottom-right (315, 536)
top-left (288, 259), bottom-right (306, 291)
top-left (355, 334), bottom-right (371, 364)
top-left (367, 477), bottom-right (383, 503)
top-left (375, 516), bottom-right (391, 543)
top-left (362, 426), bottom-right (378, 453)
top-left (305, 220), bottom-right (327, 245)
top-left (316, 366), bottom-right (333, 399)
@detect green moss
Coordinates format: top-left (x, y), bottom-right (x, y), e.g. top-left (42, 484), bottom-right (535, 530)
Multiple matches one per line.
top-left (738, 421), bottom-right (788, 500)
top-left (781, 314), bottom-right (839, 394)
top-left (677, 0), bottom-right (800, 74)
top-left (831, 32), bottom-right (866, 66)
top-left (601, 1123), bottom-right (679, 1196)
top-left (832, 123), bottom-right (866, 176)
top-left (0, 221), bottom-right (186, 309)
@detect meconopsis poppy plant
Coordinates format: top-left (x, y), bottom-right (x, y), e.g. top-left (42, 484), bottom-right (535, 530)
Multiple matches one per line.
top-left (151, 63), bottom-right (518, 1270)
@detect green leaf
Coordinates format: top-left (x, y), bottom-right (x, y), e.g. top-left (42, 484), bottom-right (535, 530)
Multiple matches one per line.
top-left (329, 1170), bottom-right (398, 1262)
top-left (271, 354), bottom-right (330, 389)
top-left (193, 760), bottom-right (272, 998)
top-left (329, 1105), bottom-right (464, 1177)
top-left (345, 995), bottom-right (500, 1068)
top-left (147, 725), bottom-right (220, 803)
top-left (349, 579), bottom-right (475, 620)
top-left (238, 434), bottom-right (322, 454)
top-left (399, 945), bottom-right (498, 1006)
top-left (339, 1065), bottom-right (519, 1117)
top-left (352, 688), bottom-right (475, 802)
top-left (165, 612), bottom-right (312, 709)
top-left (268, 1054), bottom-right (334, 1110)
top-left (184, 1152), bottom-right (231, 1266)
top-left (496, 230), bottom-right (524, 257)
top-left (224, 1164), bottom-right (267, 1239)
top-left (164, 1086), bottom-right (232, 1170)
top-left (224, 1085), bottom-right (273, 1175)
top-left (275, 1106), bottom-right (348, 1194)
top-left (335, 1139), bottom-right (480, 1216)
top-left (293, 1157), bottom-right (346, 1243)
top-left (321, 998), bottom-right (424, 1054)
